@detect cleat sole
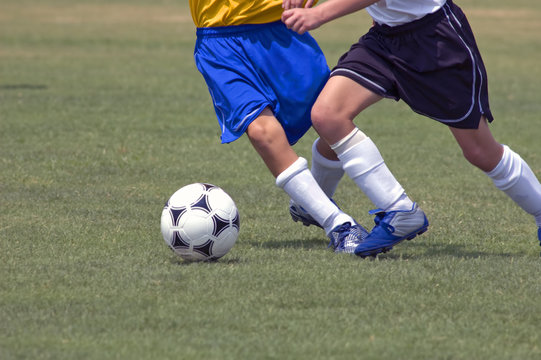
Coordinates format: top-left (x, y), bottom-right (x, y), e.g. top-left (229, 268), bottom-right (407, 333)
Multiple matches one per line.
top-left (290, 214), bottom-right (313, 227)
top-left (289, 208), bottom-right (323, 229)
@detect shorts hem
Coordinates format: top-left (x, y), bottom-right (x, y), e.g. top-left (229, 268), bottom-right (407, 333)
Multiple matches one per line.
top-left (220, 103), bottom-right (271, 144)
top-left (330, 68), bottom-right (398, 101)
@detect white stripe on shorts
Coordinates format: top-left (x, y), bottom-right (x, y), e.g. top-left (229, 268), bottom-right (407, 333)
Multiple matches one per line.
top-left (423, 3), bottom-right (484, 124)
top-left (330, 68), bottom-right (387, 94)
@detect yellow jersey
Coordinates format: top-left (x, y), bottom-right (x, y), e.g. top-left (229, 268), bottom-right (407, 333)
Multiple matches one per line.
top-left (189, 0), bottom-right (284, 27)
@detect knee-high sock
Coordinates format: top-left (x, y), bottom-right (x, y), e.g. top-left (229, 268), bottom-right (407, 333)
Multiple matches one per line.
top-left (486, 145), bottom-right (541, 227)
top-left (276, 157), bottom-right (354, 234)
top-left (332, 128), bottom-right (413, 211)
top-left (310, 138), bottom-right (344, 198)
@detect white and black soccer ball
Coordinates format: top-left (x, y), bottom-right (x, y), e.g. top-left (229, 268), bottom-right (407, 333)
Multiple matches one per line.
top-left (161, 183), bottom-right (240, 261)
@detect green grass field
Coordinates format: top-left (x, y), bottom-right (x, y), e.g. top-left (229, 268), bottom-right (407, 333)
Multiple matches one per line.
top-left (2, 0), bottom-right (541, 359)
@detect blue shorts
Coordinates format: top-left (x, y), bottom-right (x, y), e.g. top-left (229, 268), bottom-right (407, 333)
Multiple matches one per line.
top-left (332, 0), bottom-right (493, 129)
top-left (194, 21), bottom-right (330, 144)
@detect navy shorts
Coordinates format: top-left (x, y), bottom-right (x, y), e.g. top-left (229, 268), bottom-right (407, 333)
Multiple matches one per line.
top-left (332, 0), bottom-right (493, 129)
top-left (195, 22), bottom-right (329, 144)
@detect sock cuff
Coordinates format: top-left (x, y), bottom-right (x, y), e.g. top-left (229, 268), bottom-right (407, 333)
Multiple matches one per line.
top-left (337, 137), bottom-right (384, 178)
top-left (486, 145), bottom-right (524, 190)
top-left (276, 157), bottom-right (308, 188)
top-left (330, 127), bottom-right (368, 155)
top-left (486, 145), bottom-right (511, 178)
top-left (330, 128), bottom-right (359, 150)
top-left (312, 139), bottom-right (343, 169)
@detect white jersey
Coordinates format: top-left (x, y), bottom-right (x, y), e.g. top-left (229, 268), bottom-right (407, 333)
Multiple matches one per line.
top-left (367, 0), bottom-right (447, 27)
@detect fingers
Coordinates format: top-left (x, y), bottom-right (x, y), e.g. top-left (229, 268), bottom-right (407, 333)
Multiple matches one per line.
top-left (282, 0), bottom-right (303, 9)
top-left (283, 0), bottom-right (316, 10)
top-left (281, 10), bottom-right (308, 35)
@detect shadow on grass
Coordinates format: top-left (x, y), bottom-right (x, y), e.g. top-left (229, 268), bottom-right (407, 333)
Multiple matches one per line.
top-left (169, 256), bottom-right (243, 266)
top-left (374, 241), bottom-right (519, 260)
top-left (0, 84), bottom-right (48, 90)
top-left (247, 236), bottom-right (524, 260)
top-left (249, 237), bottom-right (327, 250)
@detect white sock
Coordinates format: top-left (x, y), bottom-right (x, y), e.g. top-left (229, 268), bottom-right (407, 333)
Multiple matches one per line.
top-left (311, 138), bottom-right (344, 198)
top-left (276, 157), bottom-right (354, 234)
top-left (486, 145), bottom-right (541, 227)
top-left (332, 128), bottom-right (414, 211)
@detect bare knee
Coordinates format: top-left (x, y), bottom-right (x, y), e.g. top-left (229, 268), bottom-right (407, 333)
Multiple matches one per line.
top-left (246, 115), bottom-right (298, 176)
top-left (461, 146), bottom-right (485, 168)
top-left (311, 101), bottom-right (331, 130)
top-left (311, 101), bottom-right (355, 144)
top-left (246, 120), bottom-right (275, 151)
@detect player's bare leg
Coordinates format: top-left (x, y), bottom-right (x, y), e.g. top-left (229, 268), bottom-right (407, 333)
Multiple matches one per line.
top-left (451, 117), bottom-right (541, 246)
top-left (311, 76), bottom-right (429, 257)
top-left (246, 108), bottom-right (298, 177)
top-left (246, 108), bottom-right (368, 252)
top-left (311, 76), bottom-right (381, 145)
top-left (449, 117), bottom-right (503, 172)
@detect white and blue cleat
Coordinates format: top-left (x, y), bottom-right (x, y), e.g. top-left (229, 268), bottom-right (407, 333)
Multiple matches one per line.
top-left (328, 221), bottom-right (370, 254)
top-left (354, 203), bottom-right (429, 258)
top-left (289, 200), bottom-right (369, 253)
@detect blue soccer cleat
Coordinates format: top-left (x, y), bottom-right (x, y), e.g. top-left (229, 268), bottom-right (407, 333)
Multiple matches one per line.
top-left (328, 221), bottom-right (369, 254)
top-left (354, 203), bottom-right (429, 258)
top-left (289, 199), bottom-right (323, 228)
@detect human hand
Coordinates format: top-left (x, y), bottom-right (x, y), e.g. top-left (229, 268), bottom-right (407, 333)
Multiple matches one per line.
top-left (281, 7), bottom-right (323, 34)
top-left (282, 0), bottom-right (315, 10)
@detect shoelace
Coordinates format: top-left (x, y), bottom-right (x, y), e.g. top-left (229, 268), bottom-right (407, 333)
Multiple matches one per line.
top-left (328, 223), bottom-right (352, 248)
top-left (369, 209), bottom-right (395, 234)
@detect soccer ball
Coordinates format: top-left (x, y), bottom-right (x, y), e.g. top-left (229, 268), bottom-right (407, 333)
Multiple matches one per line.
top-left (161, 183), bottom-right (240, 261)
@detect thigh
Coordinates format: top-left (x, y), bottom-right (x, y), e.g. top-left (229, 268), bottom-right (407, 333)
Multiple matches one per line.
top-left (319, 75), bottom-right (382, 116)
top-left (313, 75), bottom-right (382, 144)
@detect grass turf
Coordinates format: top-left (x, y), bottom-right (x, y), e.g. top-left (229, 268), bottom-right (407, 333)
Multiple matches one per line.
top-left (1, 0), bottom-right (541, 359)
